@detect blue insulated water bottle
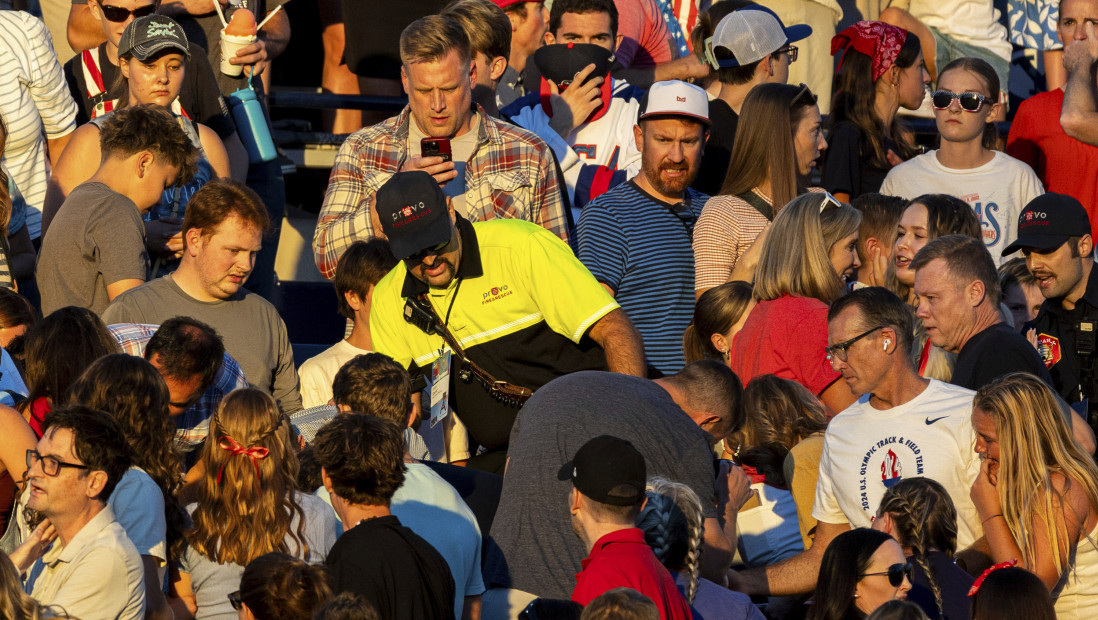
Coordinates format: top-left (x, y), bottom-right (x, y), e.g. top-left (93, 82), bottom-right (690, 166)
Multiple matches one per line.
top-left (228, 84), bottom-right (277, 164)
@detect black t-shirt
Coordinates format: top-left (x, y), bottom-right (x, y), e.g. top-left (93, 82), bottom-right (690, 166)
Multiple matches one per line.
top-left (907, 551), bottom-right (974, 620)
top-left (952, 322), bottom-right (1055, 391)
top-left (820, 121), bottom-right (895, 198)
top-left (327, 515), bottom-right (456, 620)
top-left (692, 99), bottom-right (739, 196)
top-left (342, 0), bottom-right (450, 79)
top-left (62, 43), bottom-right (237, 140)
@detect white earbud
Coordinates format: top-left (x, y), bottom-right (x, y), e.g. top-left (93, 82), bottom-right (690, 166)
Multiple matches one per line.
top-left (883, 340), bottom-right (890, 350)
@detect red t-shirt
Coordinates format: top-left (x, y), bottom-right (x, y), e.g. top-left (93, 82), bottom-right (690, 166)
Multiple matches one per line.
top-left (1006, 88), bottom-right (1098, 241)
top-left (572, 528), bottom-right (691, 620)
top-left (613, 0), bottom-right (673, 69)
top-left (730, 295), bottom-right (840, 396)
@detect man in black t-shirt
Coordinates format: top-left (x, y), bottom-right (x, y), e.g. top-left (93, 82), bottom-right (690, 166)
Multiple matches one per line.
top-left (911, 233), bottom-right (1095, 450)
top-left (313, 413), bottom-right (456, 620)
top-left (691, 6), bottom-right (809, 195)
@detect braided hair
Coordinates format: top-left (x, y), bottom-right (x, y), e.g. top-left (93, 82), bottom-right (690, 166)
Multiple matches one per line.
top-left (876, 477), bottom-right (958, 620)
top-left (635, 477), bottom-right (705, 602)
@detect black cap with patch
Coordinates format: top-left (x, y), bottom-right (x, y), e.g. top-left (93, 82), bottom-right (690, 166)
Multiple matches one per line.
top-left (376, 171), bottom-right (452, 261)
top-left (1003, 193), bottom-right (1092, 256)
top-left (118, 15), bottom-right (190, 62)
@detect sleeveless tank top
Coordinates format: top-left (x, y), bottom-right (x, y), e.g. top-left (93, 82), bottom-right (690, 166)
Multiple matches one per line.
top-left (1054, 521), bottom-right (1098, 619)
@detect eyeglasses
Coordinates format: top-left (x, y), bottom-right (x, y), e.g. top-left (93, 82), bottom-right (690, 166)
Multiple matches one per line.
top-left (228, 591), bottom-right (243, 611)
top-left (825, 326), bottom-right (883, 365)
top-left (930, 90), bottom-right (991, 113)
top-left (819, 191), bottom-right (843, 213)
top-left (26, 449), bottom-right (90, 477)
top-left (405, 238), bottom-right (452, 263)
top-left (778, 45), bottom-right (799, 63)
top-left (96, 2), bottom-right (157, 22)
top-left (860, 562), bottom-right (915, 588)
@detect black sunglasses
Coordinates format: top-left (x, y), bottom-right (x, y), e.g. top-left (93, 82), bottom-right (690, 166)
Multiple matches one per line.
top-left (930, 90), bottom-right (991, 113)
top-left (228, 591), bottom-right (243, 611)
top-left (860, 562), bottom-right (914, 588)
top-left (405, 238), bottom-right (452, 263)
top-left (97, 2), bottom-right (157, 22)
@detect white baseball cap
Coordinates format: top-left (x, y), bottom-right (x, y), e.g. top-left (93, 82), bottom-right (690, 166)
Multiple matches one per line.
top-left (637, 80), bottom-right (710, 125)
top-left (706, 7), bottom-right (812, 68)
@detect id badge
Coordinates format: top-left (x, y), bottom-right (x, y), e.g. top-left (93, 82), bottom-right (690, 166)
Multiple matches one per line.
top-left (429, 350), bottom-right (452, 428)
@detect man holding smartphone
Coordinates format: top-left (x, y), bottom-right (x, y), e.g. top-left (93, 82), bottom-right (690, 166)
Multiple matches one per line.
top-left (315, 14), bottom-right (569, 280)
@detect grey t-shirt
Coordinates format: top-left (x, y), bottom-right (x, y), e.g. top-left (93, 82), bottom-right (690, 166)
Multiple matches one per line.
top-left (101, 274), bottom-right (303, 412)
top-left (36, 181), bottom-right (148, 315)
top-left (483, 371), bottom-right (718, 599)
top-left (181, 492), bottom-right (338, 620)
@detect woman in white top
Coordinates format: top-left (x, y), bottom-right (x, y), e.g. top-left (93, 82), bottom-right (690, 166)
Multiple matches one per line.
top-left (971, 372), bottom-right (1098, 619)
top-left (692, 82), bottom-right (827, 296)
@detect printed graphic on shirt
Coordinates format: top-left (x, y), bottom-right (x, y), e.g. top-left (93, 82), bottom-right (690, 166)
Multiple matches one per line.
top-left (963, 193), bottom-right (1004, 249)
top-left (1038, 333), bottom-right (1062, 368)
top-left (858, 436), bottom-right (926, 515)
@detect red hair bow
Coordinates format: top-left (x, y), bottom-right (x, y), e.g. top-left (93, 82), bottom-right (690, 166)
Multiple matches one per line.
top-left (967, 559), bottom-right (1018, 596)
top-left (831, 20), bottom-right (909, 82)
top-left (216, 435), bottom-right (270, 489)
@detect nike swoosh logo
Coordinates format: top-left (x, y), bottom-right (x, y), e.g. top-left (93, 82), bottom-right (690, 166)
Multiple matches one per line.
top-left (925, 416), bottom-right (947, 425)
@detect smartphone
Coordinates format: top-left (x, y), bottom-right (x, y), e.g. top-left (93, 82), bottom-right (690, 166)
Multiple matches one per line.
top-left (421, 137), bottom-right (452, 162)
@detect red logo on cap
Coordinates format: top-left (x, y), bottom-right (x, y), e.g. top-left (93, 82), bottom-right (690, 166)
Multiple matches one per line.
top-left (676, 96), bottom-right (686, 102)
top-left (391, 201), bottom-right (430, 227)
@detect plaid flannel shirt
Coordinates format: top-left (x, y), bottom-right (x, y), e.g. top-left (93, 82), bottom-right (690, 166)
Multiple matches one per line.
top-left (313, 105), bottom-right (570, 279)
top-left (108, 323), bottom-right (249, 452)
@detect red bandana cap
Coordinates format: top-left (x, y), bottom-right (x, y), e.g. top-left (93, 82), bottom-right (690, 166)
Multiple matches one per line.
top-left (831, 20), bottom-right (909, 82)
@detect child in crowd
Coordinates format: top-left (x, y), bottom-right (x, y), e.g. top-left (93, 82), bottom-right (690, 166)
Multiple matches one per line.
top-left (880, 57), bottom-right (1044, 264)
top-left (682, 281), bottom-right (754, 366)
top-left (873, 477), bottom-right (974, 620)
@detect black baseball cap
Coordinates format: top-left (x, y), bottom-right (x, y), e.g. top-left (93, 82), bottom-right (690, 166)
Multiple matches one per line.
top-left (376, 171), bottom-right (453, 261)
top-left (1002, 193), bottom-right (1092, 256)
top-left (558, 435), bottom-right (646, 506)
top-left (118, 15), bottom-right (191, 62)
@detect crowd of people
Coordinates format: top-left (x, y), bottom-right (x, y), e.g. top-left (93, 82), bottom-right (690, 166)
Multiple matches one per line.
top-left (4, 0), bottom-right (1098, 618)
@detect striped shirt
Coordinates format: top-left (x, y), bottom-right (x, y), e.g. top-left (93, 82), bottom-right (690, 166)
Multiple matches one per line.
top-left (0, 11), bottom-right (78, 240)
top-left (693, 187), bottom-right (824, 290)
top-left (314, 104), bottom-right (569, 280)
top-left (576, 180), bottom-right (705, 374)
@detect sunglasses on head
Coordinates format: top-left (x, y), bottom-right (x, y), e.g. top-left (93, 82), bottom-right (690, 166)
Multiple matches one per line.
top-left (818, 191), bottom-right (843, 213)
top-left (931, 90), bottom-right (991, 113)
top-left (97, 2), bottom-right (156, 22)
top-left (227, 591), bottom-right (243, 611)
top-left (860, 562), bottom-right (914, 588)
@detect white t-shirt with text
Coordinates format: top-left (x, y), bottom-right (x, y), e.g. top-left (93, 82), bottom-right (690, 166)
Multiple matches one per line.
top-left (880, 150), bottom-right (1044, 265)
top-left (813, 379), bottom-right (983, 548)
